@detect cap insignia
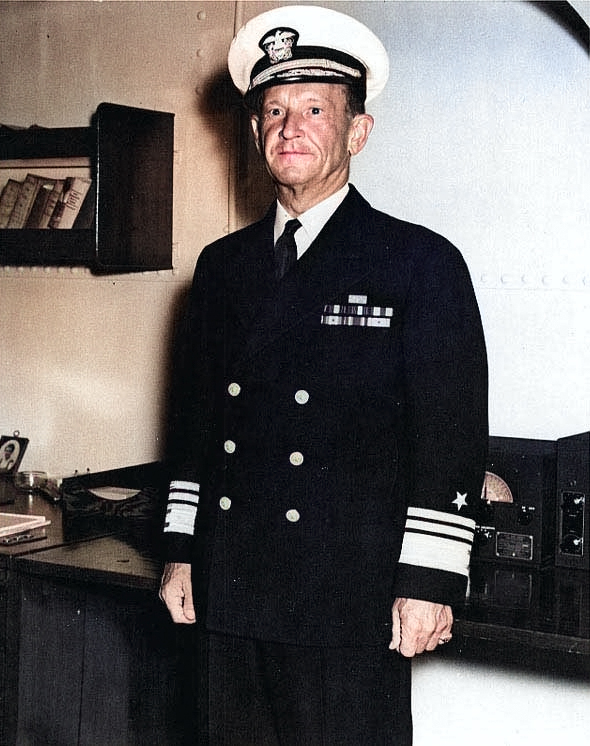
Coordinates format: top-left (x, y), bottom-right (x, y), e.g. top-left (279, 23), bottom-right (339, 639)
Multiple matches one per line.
top-left (259, 27), bottom-right (299, 64)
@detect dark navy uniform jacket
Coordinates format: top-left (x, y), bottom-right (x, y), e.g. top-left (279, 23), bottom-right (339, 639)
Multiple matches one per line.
top-left (163, 185), bottom-right (488, 648)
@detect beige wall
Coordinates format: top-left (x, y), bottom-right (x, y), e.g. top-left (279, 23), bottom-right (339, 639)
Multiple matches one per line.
top-left (1, 1), bottom-right (239, 474)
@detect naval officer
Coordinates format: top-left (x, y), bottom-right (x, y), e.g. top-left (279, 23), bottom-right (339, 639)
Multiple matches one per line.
top-left (160, 5), bottom-right (488, 744)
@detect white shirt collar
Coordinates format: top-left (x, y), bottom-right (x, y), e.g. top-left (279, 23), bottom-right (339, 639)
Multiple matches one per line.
top-left (274, 184), bottom-right (349, 259)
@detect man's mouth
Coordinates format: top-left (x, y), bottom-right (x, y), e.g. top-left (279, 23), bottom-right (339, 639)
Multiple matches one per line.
top-left (278, 149), bottom-right (310, 157)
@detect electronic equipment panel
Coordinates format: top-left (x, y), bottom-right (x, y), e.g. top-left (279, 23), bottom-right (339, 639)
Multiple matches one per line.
top-left (555, 431), bottom-right (589, 571)
top-left (473, 437), bottom-right (557, 566)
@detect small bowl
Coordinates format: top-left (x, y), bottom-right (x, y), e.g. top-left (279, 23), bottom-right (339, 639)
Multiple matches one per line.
top-left (14, 471), bottom-right (48, 492)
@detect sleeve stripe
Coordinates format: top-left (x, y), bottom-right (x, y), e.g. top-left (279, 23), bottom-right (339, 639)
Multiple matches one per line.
top-left (405, 525), bottom-right (473, 546)
top-left (407, 506), bottom-right (475, 530)
top-left (167, 498), bottom-right (200, 508)
top-left (398, 533), bottom-right (472, 577)
top-left (170, 479), bottom-right (200, 497)
top-left (164, 503), bottom-right (198, 535)
top-left (164, 480), bottom-right (200, 535)
top-left (407, 516), bottom-right (476, 535)
top-left (405, 519), bottom-right (474, 543)
top-left (399, 508), bottom-right (476, 577)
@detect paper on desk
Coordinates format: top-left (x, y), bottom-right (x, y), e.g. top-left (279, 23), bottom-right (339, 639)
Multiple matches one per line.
top-left (0, 512), bottom-right (51, 537)
top-left (87, 486), bottom-right (141, 501)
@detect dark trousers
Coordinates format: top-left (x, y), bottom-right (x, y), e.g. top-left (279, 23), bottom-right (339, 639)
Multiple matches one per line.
top-left (198, 632), bottom-right (413, 746)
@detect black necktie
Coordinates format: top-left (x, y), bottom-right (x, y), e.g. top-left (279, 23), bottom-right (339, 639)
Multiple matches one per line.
top-left (274, 218), bottom-right (301, 280)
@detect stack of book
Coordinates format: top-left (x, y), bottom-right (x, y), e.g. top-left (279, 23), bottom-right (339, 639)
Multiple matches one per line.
top-left (0, 173), bottom-right (94, 229)
top-left (0, 512), bottom-right (51, 546)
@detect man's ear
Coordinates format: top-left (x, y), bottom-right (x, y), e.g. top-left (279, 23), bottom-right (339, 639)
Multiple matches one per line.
top-left (348, 113), bottom-right (374, 156)
top-left (250, 115), bottom-right (262, 154)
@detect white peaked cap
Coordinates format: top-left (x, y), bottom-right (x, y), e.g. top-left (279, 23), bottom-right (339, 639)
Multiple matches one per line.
top-left (228, 4), bottom-right (389, 105)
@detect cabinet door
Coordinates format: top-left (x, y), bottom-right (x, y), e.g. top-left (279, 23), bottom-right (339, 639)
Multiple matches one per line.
top-left (16, 578), bottom-right (86, 746)
top-left (79, 589), bottom-right (188, 746)
top-left (13, 575), bottom-right (193, 746)
top-left (0, 566), bottom-right (11, 746)
top-left (95, 103), bottom-right (174, 273)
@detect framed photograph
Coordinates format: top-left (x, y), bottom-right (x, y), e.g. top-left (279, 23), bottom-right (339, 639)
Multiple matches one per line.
top-left (0, 434), bottom-right (29, 475)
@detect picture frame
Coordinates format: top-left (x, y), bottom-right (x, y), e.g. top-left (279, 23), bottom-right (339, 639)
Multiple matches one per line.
top-left (0, 433), bottom-right (29, 475)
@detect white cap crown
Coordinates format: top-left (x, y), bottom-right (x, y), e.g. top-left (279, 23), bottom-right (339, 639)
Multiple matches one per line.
top-left (228, 5), bottom-right (389, 105)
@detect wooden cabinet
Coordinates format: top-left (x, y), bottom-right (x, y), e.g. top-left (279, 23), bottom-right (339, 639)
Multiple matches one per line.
top-left (0, 564), bottom-right (12, 746)
top-left (0, 103), bottom-right (174, 273)
top-left (8, 536), bottom-right (197, 746)
top-left (0, 490), bottom-right (77, 746)
top-left (13, 576), bottom-right (193, 746)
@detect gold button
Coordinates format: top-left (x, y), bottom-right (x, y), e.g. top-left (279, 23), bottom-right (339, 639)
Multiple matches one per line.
top-left (294, 389), bottom-right (309, 405)
top-left (219, 496), bottom-right (232, 511)
top-left (224, 440), bottom-right (236, 454)
top-left (286, 509), bottom-right (300, 523)
top-left (289, 451), bottom-right (304, 466)
top-left (228, 382), bottom-right (241, 397)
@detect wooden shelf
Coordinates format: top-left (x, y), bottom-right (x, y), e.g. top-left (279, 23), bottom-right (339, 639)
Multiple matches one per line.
top-left (0, 103), bottom-right (174, 274)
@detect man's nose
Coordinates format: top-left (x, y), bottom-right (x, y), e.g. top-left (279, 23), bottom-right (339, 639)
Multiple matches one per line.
top-left (280, 110), bottom-right (303, 139)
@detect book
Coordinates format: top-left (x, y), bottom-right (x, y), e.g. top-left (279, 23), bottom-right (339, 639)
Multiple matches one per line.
top-left (6, 173), bottom-right (54, 228)
top-left (72, 179), bottom-right (96, 229)
top-left (0, 512), bottom-right (51, 538)
top-left (0, 178), bottom-right (22, 228)
top-left (49, 176), bottom-right (92, 229)
top-left (37, 178), bottom-right (65, 229)
top-left (24, 178), bottom-right (56, 228)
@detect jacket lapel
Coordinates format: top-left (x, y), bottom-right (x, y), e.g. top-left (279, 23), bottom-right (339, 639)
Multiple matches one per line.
top-left (235, 187), bottom-right (380, 365)
top-left (223, 206), bottom-right (276, 332)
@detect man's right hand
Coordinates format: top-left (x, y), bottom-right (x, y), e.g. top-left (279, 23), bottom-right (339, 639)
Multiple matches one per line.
top-left (159, 562), bottom-right (196, 624)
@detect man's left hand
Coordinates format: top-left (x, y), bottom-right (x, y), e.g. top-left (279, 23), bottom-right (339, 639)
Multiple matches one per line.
top-left (389, 598), bottom-right (453, 657)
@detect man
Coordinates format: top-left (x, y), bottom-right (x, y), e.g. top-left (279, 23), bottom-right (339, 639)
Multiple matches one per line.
top-left (160, 5), bottom-right (488, 745)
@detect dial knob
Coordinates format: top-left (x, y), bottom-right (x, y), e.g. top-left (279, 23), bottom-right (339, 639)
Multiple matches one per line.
top-left (481, 471), bottom-right (513, 503)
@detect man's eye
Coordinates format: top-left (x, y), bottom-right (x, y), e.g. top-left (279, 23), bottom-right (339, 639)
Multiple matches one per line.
top-left (267, 108), bottom-right (282, 117)
top-left (310, 107), bottom-right (322, 115)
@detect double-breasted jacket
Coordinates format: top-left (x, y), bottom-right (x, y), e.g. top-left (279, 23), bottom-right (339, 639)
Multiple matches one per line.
top-left (163, 186), bottom-right (488, 647)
